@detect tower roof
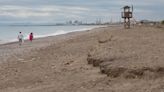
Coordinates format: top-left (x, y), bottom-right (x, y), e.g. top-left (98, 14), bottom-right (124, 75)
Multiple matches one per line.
top-left (123, 6), bottom-right (130, 9)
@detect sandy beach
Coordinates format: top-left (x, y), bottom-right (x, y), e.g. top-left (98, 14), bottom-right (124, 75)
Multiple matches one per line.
top-left (0, 25), bottom-right (164, 92)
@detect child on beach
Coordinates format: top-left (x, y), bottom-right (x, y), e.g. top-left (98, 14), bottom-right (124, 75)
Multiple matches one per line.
top-left (29, 32), bottom-right (33, 42)
top-left (18, 32), bottom-right (24, 45)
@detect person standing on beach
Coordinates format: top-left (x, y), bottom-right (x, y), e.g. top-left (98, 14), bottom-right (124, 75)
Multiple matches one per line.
top-left (29, 32), bottom-right (33, 42)
top-left (18, 32), bottom-right (24, 45)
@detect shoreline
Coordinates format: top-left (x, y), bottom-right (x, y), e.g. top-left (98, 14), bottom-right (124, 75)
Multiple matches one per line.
top-left (0, 27), bottom-right (96, 46)
top-left (0, 25), bottom-right (106, 45)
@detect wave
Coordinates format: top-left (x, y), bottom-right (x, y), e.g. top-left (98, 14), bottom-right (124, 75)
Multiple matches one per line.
top-left (34, 26), bottom-right (101, 38)
top-left (0, 25), bottom-right (103, 45)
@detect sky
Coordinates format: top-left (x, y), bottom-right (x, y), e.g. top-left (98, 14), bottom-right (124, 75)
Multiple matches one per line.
top-left (0, 0), bottom-right (163, 23)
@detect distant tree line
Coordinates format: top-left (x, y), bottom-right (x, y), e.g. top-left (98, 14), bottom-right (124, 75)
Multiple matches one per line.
top-left (161, 20), bottom-right (164, 24)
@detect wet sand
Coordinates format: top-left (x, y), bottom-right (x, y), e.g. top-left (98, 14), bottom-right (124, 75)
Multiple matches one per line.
top-left (0, 25), bottom-right (163, 92)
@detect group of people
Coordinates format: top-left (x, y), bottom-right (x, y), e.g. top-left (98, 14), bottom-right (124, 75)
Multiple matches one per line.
top-left (18, 32), bottom-right (34, 45)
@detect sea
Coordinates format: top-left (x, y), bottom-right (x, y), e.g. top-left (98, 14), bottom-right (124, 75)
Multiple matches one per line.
top-left (0, 25), bottom-right (101, 44)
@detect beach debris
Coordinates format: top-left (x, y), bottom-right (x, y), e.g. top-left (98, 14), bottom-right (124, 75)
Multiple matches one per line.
top-left (98, 39), bottom-right (110, 43)
top-left (64, 60), bottom-right (74, 65)
top-left (18, 57), bottom-right (36, 63)
top-left (98, 35), bottom-right (113, 43)
top-left (100, 62), bottom-right (113, 74)
top-left (18, 58), bottom-right (24, 61)
top-left (61, 68), bottom-right (68, 72)
top-left (79, 66), bottom-right (89, 71)
top-left (30, 58), bottom-right (36, 61)
top-left (87, 54), bottom-right (115, 67)
top-left (51, 64), bottom-right (56, 69)
top-left (18, 58), bottom-right (25, 62)
top-left (87, 57), bottom-right (104, 67)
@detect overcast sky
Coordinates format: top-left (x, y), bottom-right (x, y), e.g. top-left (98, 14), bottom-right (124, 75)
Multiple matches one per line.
top-left (0, 0), bottom-right (163, 23)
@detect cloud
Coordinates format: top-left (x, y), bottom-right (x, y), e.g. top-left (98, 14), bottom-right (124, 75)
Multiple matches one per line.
top-left (0, 5), bottom-right (90, 19)
top-left (0, 6), bottom-right (51, 18)
top-left (0, 0), bottom-right (163, 22)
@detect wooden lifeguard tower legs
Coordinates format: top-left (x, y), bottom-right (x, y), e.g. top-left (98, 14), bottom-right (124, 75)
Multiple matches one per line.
top-left (124, 18), bottom-right (130, 29)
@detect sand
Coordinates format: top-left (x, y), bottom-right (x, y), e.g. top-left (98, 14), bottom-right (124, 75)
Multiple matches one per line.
top-left (0, 25), bottom-right (163, 92)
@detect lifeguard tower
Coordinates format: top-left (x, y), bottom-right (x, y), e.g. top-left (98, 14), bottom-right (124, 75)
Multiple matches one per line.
top-left (121, 6), bottom-right (133, 28)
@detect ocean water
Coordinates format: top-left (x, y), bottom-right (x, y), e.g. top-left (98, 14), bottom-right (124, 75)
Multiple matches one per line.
top-left (0, 25), bottom-right (100, 44)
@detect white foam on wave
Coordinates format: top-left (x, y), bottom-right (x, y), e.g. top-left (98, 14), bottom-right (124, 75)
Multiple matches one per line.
top-left (29, 26), bottom-right (101, 39)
